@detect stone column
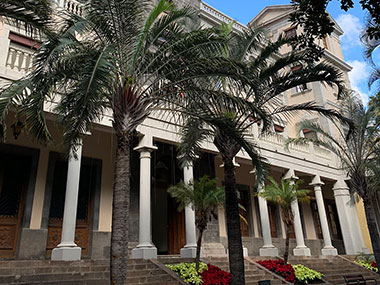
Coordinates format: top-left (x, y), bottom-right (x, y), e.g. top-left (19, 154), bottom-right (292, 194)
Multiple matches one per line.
top-left (310, 176), bottom-right (337, 255)
top-left (132, 135), bottom-right (158, 259)
top-left (51, 142), bottom-right (83, 261)
top-left (180, 163), bottom-right (197, 258)
top-left (284, 169), bottom-right (311, 256)
top-left (333, 179), bottom-right (369, 254)
top-left (332, 179), bottom-right (356, 254)
top-left (254, 177), bottom-right (279, 256)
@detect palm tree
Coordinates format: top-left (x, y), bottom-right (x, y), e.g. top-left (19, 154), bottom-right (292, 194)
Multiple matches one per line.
top-left (258, 177), bottom-right (310, 264)
top-left (0, 1), bottom-right (248, 283)
top-left (168, 175), bottom-right (225, 272)
top-left (286, 93), bottom-right (380, 270)
top-left (174, 26), bottom-right (348, 284)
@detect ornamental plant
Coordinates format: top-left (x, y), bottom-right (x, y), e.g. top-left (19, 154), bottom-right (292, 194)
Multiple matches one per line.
top-left (200, 264), bottom-right (231, 285)
top-left (166, 262), bottom-right (208, 285)
top-left (257, 259), bottom-right (296, 283)
top-left (355, 260), bottom-right (379, 273)
top-left (292, 264), bottom-right (324, 284)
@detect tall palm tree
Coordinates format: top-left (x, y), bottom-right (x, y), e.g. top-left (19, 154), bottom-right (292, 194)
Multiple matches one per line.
top-left (174, 26), bottom-right (348, 284)
top-left (0, 1), bottom-right (249, 283)
top-left (258, 177), bottom-right (310, 264)
top-left (286, 93), bottom-right (380, 270)
top-left (168, 175), bottom-right (225, 272)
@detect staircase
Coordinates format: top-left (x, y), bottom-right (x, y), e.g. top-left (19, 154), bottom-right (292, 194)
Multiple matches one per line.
top-left (289, 256), bottom-right (380, 285)
top-left (204, 257), bottom-right (285, 284)
top-left (0, 259), bottom-right (181, 285)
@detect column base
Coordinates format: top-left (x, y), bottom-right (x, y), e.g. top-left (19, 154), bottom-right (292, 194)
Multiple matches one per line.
top-left (51, 246), bottom-right (81, 261)
top-left (259, 246), bottom-right (279, 257)
top-left (131, 246), bottom-right (157, 259)
top-left (321, 247), bottom-right (338, 256)
top-left (180, 246), bottom-right (198, 258)
top-left (361, 247), bottom-right (371, 254)
top-left (293, 246), bottom-right (311, 256)
top-left (243, 246), bottom-right (248, 257)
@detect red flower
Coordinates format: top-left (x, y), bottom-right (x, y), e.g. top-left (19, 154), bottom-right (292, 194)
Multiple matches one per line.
top-left (257, 259), bottom-right (296, 283)
top-left (201, 264), bottom-right (231, 285)
top-left (371, 261), bottom-right (377, 268)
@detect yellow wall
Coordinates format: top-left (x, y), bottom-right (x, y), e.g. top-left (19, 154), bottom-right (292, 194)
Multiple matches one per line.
top-left (357, 199), bottom-right (373, 252)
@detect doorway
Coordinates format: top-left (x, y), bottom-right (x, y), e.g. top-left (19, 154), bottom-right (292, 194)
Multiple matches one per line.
top-left (0, 153), bottom-right (31, 257)
top-left (151, 142), bottom-right (185, 255)
top-left (45, 155), bottom-right (99, 257)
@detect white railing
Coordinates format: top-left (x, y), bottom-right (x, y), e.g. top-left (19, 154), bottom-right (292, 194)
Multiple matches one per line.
top-left (53, 0), bottom-right (83, 16)
top-left (289, 142), bottom-right (310, 153)
top-left (6, 44), bottom-right (34, 73)
top-left (200, 2), bottom-right (247, 32)
top-left (260, 133), bottom-right (285, 146)
top-left (314, 145), bottom-right (331, 159)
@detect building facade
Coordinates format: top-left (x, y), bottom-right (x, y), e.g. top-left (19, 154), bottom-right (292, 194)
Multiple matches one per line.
top-left (0, 0), bottom-right (373, 260)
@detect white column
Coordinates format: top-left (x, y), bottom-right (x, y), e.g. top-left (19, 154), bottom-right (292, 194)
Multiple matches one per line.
top-left (332, 178), bottom-right (357, 254)
top-left (284, 169), bottom-right (311, 256)
top-left (132, 135), bottom-right (157, 259)
top-left (52, 142), bottom-right (83, 261)
top-left (180, 163), bottom-right (197, 258)
top-left (310, 176), bottom-right (337, 255)
top-left (257, 180), bottom-right (279, 257)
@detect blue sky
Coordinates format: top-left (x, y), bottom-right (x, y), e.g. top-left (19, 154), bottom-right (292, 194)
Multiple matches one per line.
top-left (204, 0), bottom-right (378, 104)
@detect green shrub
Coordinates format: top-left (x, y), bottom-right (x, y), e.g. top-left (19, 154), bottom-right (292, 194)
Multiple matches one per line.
top-left (355, 260), bottom-right (379, 273)
top-left (292, 264), bottom-right (324, 284)
top-left (166, 262), bottom-right (207, 284)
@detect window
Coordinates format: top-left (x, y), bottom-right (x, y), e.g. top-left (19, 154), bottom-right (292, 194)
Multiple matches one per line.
top-left (295, 83), bottom-right (308, 93)
top-left (274, 124), bottom-right (284, 133)
top-left (303, 128), bottom-right (317, 140)
top-left (284, 27), bottom-right (297, 39)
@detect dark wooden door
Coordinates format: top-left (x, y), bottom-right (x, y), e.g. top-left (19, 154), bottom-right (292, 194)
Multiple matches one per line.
top-left (46, 160), bottom-right (95, 257)
top-left (167, 196), bottom-right (185, 254)
top-left (268, 204), bottom-right (278, 238)
top-left (238, 189), bottom-right (250, 237)
top-left (0, 155), bottom-right (30, 257)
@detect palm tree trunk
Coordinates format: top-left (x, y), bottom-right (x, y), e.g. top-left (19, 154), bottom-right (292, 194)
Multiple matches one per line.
top-left (284, 223), bottom-right (290, 264)
top-left (110, 133), bottom-right (131, 284)
top-left (223, 157), bottom-right (245, 285)
top-left (363, 197), bottom-right (380, 272)
top-left (195, 228), bottom-right (204, 272)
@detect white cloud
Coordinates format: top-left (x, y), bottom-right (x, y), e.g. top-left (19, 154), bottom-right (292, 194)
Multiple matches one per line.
top-left (347, 60), bottom-right (370, 105)
top-left (336, 14), bottom-right (364, 50)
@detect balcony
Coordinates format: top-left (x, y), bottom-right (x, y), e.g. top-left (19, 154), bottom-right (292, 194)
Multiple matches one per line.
top-left (53, 0), bottom-right (83, 16)
top-left (6, 43), bottom-right (34, 75)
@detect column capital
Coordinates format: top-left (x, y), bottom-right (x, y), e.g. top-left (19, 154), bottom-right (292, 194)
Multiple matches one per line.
top-left (219, 157), bottom-right (240, 168)
top-left (133, 134), bottom-right (157, 153)
top-left (333, 178), bottom-right (349, 190)
top-left (284, 169), bottom-right (299, 181)
top-left (310, 175), bottom-right (325, 187)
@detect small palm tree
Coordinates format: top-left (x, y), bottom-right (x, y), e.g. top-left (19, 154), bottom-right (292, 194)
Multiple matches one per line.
top-left (286, 93), bottom-right (380, 270)
top-left (258, 177), bottom-right (310, 264)
top-left (168, 175), bottom-right (225, 272)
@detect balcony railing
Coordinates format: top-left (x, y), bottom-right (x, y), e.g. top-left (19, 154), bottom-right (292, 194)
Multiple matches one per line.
top-left (53, 0), bottom-right (83, 16)
top-left (6, 44), bottom-right (34, 74)
top-left (200, 2), bottom-right (247, 32)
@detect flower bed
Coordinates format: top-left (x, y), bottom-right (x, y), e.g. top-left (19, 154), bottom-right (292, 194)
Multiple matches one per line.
top-left (257, 259), bottom-right (296, 283)
top-left (355, 260), bottom-right (379, 273)
top-left (166, 262), bottom-right (231, 285)
top-left (257, 259), bottom-right (324, 284)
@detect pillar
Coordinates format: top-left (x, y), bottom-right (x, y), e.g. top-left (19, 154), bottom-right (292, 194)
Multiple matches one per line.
top-left (284, 169), bottom-right (311, 256)
top-left (51, 142), bottom-right (83, 261)
top-left (310, 176), bottom-right (337, 255)
top-left (180, 162), bottom-right (197, 258)
top-left (332, 178), bottom-right (357, 254)
top-left (254, 176), bottom-right (279, 256)
top-left (131, 134), bottom-right (158, 259)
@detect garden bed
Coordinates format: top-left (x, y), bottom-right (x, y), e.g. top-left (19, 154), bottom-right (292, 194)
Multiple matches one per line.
top-left (257, 259), bottom-right (325, 284)
top-left (166, 262), bottom-right (231, 285)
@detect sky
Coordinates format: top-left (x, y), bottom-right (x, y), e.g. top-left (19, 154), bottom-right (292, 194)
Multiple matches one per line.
top-left (204, 0), bottom-right (379, 105)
